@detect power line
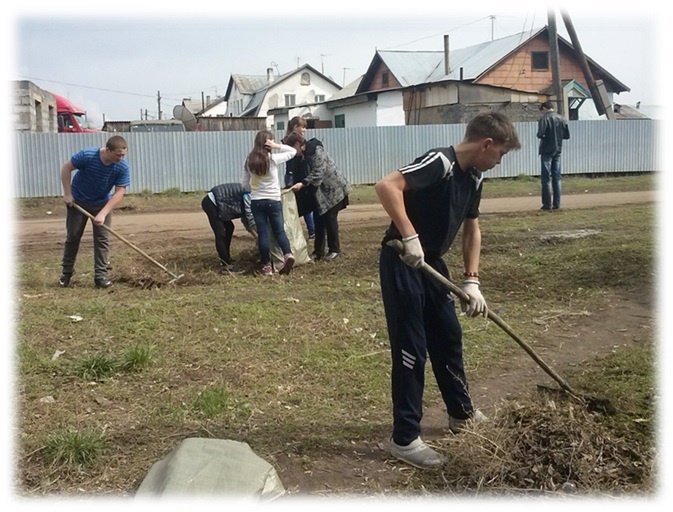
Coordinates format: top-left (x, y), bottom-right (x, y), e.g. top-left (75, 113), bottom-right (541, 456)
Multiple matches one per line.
top-left (16, 75), bottom-right (183, 102)
top-left (382, 16), bottom-right (492, 49)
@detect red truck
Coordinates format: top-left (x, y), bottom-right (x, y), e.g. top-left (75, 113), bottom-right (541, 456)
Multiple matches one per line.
top-left (55, 93), bottom-right (98, 132)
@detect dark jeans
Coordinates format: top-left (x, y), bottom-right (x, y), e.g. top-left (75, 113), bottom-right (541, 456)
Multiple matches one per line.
top-left (379, 245), bottom-right (473, 445)
top-left (540, 153), bottom-right (562, 209)
top-left (201, 195), bottom-right (234, 264)
top-left (251, 199), bottom-right (291, 265)
top-left (313, 197), bottom-right (346, 257)
top-left (61, 201), bottom-right (112, 281)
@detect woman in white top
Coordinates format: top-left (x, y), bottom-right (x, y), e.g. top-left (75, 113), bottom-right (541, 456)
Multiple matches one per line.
top-left (242, 129), bottom-right (297, 275)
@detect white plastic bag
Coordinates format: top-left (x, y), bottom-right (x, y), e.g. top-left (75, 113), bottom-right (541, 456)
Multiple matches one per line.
top-left (269, 190), bottom-right (310, 268)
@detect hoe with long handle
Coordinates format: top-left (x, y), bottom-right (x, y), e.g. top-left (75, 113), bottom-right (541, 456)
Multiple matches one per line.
top-left (72, 203), bottom-right (184, 284)
top-left (386, 240), bottom-right (582, 400)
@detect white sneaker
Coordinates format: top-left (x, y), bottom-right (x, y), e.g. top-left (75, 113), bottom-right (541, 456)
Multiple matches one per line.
top-left (449, 409), bottom-right (488, 434)
top-left (389, 436), bottom-right (447, 469)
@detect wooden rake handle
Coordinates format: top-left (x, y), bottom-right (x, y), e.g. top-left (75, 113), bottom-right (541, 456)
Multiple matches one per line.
top-left (386, 239), bottom-right (579, 397)
top-left (71, 203), bottom-right (183, 282)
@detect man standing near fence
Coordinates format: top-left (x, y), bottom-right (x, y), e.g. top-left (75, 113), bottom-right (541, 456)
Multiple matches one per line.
top-left (58, 135), bottom-right (131, 288)
top-left (537, 100), bottom-right (570, 211)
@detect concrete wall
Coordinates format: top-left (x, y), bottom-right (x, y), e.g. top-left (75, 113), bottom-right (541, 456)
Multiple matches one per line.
top-left (13, 81), bottom-right (58, 133)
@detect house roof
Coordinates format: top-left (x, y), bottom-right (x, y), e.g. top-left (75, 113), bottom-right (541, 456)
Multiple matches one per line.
top-left (199, 96), bottom-right (227, 116)
top-left (326, 75), bottom-right (364, 102)
top-left (224, 64), bottom-right (343, 116)
top-left (613, 103), bottom-right (651, 119)
top-left (358, 26), bottom-right (629, 94)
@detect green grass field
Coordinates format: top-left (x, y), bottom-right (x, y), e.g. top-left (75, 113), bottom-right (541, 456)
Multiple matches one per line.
top-left (14, 174), bottom-right (657, 496)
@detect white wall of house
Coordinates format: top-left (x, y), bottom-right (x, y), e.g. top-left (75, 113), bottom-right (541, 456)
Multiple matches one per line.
top-left (272, 103), bottom-right (336, 131)
top-left (332, 102), bottom-right (377, 128)
top-left (200, 101), bottom-right (228, 117)
top-left (375, 90), bottom-right (405, 126)
top-left (227, 68), bottom-right (341, 128)
top-left (225, 88), bottom-right (250, 117)
top-left (262, 72), bottom-right (340, 128)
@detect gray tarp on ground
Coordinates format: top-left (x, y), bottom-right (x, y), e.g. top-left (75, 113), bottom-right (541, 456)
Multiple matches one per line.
top-left (135, 438), bottom-right (285, 500)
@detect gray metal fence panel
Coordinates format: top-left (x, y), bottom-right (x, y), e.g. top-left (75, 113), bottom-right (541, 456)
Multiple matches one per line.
top-left (12, 120), bottom-right (660, 198)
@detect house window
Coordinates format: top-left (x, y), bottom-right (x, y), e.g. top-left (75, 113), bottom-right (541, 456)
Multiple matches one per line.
top-left (381, 71), bottom-right (389, 87)
top-left (285, 94), bottom-right (296, 106)
top-left (335, 114), bottom-right (345, 128)
top-left (301, 72), bottom-right (311, 86)
top-left (314, 94), bottom-right (325, 103)
top-left (531, 51), bottom-right (549, 70)
top-left (276, 121), bottom-right (285, 131)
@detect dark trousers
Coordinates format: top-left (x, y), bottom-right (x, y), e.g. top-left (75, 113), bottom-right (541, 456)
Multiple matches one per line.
top-left (379, 245), bottom-right (473, 445)
top-left (61, 202), bottom-right (111, 281)
top-left (201, 196), bottom-right (234, 264)
top-left (313, 198), bottom-right (346, 257)
top-left (251, 199), bottom-right (291, 265)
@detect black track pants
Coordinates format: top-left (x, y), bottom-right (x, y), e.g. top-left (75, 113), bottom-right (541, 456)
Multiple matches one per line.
top-left (379, 245), bottom-right (473, 445)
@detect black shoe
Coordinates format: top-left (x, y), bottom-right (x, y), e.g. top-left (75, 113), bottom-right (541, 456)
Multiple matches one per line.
top-left (311, 252), bottom-right (323, 261)
top-left (540, 206), bottom-right (551, 211)
top-left (94, 278), bottom-right (113, 289)
top-left (58, 274), bottom-right (71, 287)
top-left (325, 252), bottom-right (341, 261)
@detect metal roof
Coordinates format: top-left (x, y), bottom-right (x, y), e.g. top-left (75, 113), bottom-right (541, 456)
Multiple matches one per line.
top-left (376, 30), bottom-right (536, 87)
top-left (372, 27), bottom-right (628, 92)
top-left (231, 74), bottom-right (271, 95)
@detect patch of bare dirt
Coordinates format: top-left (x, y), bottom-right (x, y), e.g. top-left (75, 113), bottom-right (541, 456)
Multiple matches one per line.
top-left (270, 292), bottom-right (653, 496)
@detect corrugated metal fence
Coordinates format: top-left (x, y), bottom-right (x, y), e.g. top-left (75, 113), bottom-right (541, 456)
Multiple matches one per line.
top-left (13, 120), bottom-right (660, 198)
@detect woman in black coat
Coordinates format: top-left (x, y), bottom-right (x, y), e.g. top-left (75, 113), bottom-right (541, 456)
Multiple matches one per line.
top-left (286, 133), bottom-right (351, 260)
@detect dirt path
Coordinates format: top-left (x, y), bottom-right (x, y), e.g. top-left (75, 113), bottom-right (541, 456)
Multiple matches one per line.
top-left (15, 190), bottom-right (656, 246)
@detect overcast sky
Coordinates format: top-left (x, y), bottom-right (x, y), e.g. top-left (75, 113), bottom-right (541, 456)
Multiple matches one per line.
top-left (9, 1), bottom-right (662, 126)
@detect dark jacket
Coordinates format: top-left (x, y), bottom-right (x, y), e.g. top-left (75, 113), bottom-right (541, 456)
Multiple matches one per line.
top-left (537, 111), bottom-right (570, 156)
top-left (301, 138), bottom-right (351, 216)
top-left (209, 183), bottom-right (255, 230)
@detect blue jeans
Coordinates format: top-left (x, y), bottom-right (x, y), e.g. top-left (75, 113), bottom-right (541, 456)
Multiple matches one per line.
top-left (251, 199), bottom-right (291, 265)
top-left (540, 153), bottom-right (562, 209)
top-left (304, 210), bottom-right (315, 237)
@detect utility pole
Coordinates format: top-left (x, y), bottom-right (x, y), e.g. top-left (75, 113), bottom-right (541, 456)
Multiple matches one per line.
top-left (157, 90), bottom-right (162, 120)
top-left (560, 10), bottom-right (613, 118)
top-left (547, 9), bottom-right (564, 116)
